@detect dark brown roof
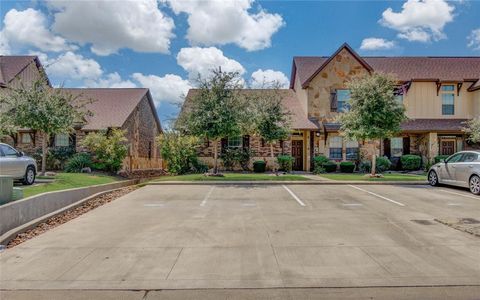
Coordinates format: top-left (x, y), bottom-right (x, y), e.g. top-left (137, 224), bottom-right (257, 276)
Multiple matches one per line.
top-left (59, 88), bottom-right (161, 131)
top-left (401, 119), bottom-right (468, 133)
top-left (183, 89), bottom-right (318, 130)
top-left (292, 45), bottom-right (480, 88)
top-left (323, 123), bottom-right (342, 132)
top-left (0, 56), bottom-right (37, 86)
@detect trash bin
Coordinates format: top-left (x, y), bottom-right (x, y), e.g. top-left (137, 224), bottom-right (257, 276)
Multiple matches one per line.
top-left (0, 175), bottom-right (14, 204)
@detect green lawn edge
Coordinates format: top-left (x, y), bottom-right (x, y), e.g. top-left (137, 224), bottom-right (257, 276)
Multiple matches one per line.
top-left (22, 173), bottom-right (121, 198)
top-left (153, 173), bottom-right (310, 182)
top-left (316, 173), bottom-right (427, 181)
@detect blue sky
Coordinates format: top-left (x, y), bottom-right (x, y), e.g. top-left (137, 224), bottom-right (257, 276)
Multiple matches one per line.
top-left (1, 0), bottom-right (479, 125)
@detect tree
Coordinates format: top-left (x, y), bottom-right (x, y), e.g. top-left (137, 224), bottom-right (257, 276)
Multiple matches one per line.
top-left (338, 73), bottom-right (407, 176)
top-left (0, 80), bottom-right (91, 175)
top-left (81, 129), bottom-right (128, 173)
top-left (463, 117), bottom-right (480, 144)
top-left (157, 131), bottom-right (201, 175)
top-left (249, 88), bottom-right (291, 173)
top-left (177, 68), bottom-right (246, 174)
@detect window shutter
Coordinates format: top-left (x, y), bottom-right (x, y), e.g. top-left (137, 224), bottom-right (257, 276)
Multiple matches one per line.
top-left (242, 135), bottom-right (250, 149)
top-left (69, 133), bottom-right (76, 148)
top-left (221, 138), bottom-right (228, 153)
top-left (403, 137), bottom-right (410, 155)
top-left (383, 139), bottom-right (391, 158)
top-left (330, 91), bottom-right (338, 112)
top-left (261, 138), bottom-right (265, 147)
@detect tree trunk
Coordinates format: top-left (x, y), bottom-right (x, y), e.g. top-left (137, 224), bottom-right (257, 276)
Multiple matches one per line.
top-left (41, 132), bottom-right (48, 175)
top-left (213, 138), bottom-right (218, 174)
top-left (270, 142), bottom-right (276, 174)
top-left (371, 141), bottom-right (376, 176)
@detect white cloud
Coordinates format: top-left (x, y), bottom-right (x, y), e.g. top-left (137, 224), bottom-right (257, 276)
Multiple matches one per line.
top-left (133, 73), bottom-right (192, 104)
top-left (1, 8), bottom-right (73, 52)
top-left (177, 47), bottom-right (245, 79)
top-left (48, 0), bottom-right (175, 56)
top-left (380, 0), bottom-right (455, 42)
top-left (166, 0), bottom-right (284, 51)
top-left (87, 72), bottom-right (137, 88)
top-left (468, 28), bottom-right (480, 51)
top-left (360, 38), bottom-right (396, 51)
top-left (0, 33), bottom-right (11, 55)
top-left (250, 69), bottom-right (289, 88)
top-left (41, 51), bottom-right (103, 81)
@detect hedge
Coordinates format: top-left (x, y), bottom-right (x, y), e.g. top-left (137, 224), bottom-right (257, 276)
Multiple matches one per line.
top-left (339, 161), bottom-right (355, 173)
top-left (323, 162), bottom-right (337, 173)
top-left (277, 155), bottom-right (294, 172)
top-left (434, 155), bottom-right (450, 164)
top-left (401, 154), bottom-right (422, 170)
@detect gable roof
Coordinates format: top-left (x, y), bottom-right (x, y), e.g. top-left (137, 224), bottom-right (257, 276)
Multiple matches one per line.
top-left (59, 88), bottom-right (161, 131)
top-left (183, 89), bottom-right (318, 130)
top-left (291, 44), bottom-right (480, 89)
top-left (0, 56), bottom-right (48, 87)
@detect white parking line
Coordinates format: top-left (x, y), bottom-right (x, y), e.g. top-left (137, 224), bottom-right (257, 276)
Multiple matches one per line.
top-left (348, 185), bottom-right (405, 207)
top-left (282, 185), bottom-right (306, 206)
top-left (200, 186), bottom-right (215, 206)
top-left (441, 189), bottom-right (480, 200)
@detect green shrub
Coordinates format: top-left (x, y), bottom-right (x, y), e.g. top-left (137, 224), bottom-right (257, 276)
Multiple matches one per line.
top-left (313, 166), bottom-right (325, 174)
top-left (339, 161), bottom-right (355, 173)
top-left (401, 154), bottom-right (422, 170)
top-left (434, 155), bottom-right (449, 164)
top-left (157, 131), bottom-right (200, 175)
top-left (33, 146), bottom-right (75, 170)
top-left (220, 148), bottom-right (237, 171)
top-left (359, 156), bottom-right (391, 173)
top-left (192, 158), bottom-right (209, 173)
top-left (236, 148), bottom-right (254, 171)
top-left (277, 155), bottom-right (294, 172)
top-left (313, 155), bottom-right (332, 174)
top-left (81, 129), bottom-right (128, 173)
top-left (253, 160), bottom-right (266, 173)
top-left (65, 153), bottom-right (93, 173)
top-left (376, 156), bottom-right (392, 173)
top-left (323, 161), bottom-right (337, 173)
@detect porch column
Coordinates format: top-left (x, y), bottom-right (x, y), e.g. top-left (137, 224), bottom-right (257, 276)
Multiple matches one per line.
top-left (427, 132), bottom-right (438, 162)
top-left (305, 130), bottom-right (311, 171)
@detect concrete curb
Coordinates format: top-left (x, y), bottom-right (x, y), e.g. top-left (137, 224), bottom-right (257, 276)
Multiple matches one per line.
top-left (147, 180), bottom-right (429, 186)
top-left (0, 186), bottom-right (132, 246)
top-left (0, 179), bottom-right (139, 244)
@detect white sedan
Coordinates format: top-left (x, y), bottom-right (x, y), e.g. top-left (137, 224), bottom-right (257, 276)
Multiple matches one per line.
top-left (0, 143), bottom-right (37, 185)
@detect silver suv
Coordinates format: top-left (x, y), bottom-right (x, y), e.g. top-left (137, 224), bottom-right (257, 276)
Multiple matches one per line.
top-left (428, 151), bottom-right (480, 195)
top-left (0, 143), bottom-right (37, 185)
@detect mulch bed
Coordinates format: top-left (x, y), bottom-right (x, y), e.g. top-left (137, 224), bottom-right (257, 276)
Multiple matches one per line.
top-left (6, 186), bottom-right (138, 249)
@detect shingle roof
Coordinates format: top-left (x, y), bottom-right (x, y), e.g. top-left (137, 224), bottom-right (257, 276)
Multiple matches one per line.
top-left (401, 119), bottom-right (468, 132)
top-left (0, 56), bottom-right (37, 86)
top-left (59, 88), bottom-right (157, 131)
top-left (183, 89), bottom-right (318, 130)
top-left (293, 54), bottom-right (480, 88)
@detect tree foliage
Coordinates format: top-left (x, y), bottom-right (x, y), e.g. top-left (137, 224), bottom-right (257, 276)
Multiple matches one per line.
top-left (338, 73), bottom-right (407, 175)
top-left (176, 68), bottom-right (246, 173)
top-left (81, 129), bottom-right (128, 173)
top-left (157, 131), bottom-right (203, 175)
top-left (463, 117), bottom-right (480, 144)
top-left (0, 79), bottom-right (92, 174)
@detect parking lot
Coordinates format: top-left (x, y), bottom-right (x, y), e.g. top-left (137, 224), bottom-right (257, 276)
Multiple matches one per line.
top-left (1, 184), bottom-right (480, 294)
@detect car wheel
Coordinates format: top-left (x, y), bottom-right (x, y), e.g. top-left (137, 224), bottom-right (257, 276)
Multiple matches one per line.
top-left (22, 166), bottom-right (36, 185)
top-left (469, 175), bottom-right (480, 195)
top-left (428, 170), bottom-right (439, 186)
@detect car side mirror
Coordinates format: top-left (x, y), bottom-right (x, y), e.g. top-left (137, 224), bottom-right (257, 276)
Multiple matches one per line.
top-left (17, 151), bottom-right (24, 157)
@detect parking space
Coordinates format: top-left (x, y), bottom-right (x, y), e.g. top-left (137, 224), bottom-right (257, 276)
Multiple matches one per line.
top-left (1, 184), bottom-right (480, 290)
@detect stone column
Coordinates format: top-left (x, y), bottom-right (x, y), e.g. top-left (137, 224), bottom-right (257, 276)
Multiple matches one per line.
top-left (428, 132), bottom-right (438, 162)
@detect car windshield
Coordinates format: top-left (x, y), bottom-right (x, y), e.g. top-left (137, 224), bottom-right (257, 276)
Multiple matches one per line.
top-left (0, 144), bottom-right (18, 157)
top-left (446, 153), bottom-right (463, 163)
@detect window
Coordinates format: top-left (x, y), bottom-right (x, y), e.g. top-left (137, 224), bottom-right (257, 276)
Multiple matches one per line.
top-left (20, 133), bottom-right (31, 144)
top-left (329, 136), bottom-right (343, 159)
top-left (441, 85), bottom-right (455, 115)
top-left (55, 133), bottom-right (69, 147)
top-left (461, 152), bottom-right (478, 163)
top-left (227, 136), bottom-right (242, 148)
top-left (395, 94), bottom-right (403, 104)
top-left (345, 140), bottom-right (359, 160)
top-left (391, 137), bottom-right (403, 157)
top-left (337, 89), bottom-right (350, 112)
top-left (0, 144), bottom-right (18, 157)
top-left (446, 152), bottom-right (463, 163)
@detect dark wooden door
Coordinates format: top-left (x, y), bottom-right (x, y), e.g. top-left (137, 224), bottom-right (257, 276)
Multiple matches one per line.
top-left (441, 140), bottom-right (455, 155)
top-left (291, 140), bottom-right (303, 171)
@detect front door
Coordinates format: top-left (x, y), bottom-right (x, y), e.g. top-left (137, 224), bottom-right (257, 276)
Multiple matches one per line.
top-left (291, 140), bottom-right (303, 171)
top-left (440, 139), bottom-right (455, 156)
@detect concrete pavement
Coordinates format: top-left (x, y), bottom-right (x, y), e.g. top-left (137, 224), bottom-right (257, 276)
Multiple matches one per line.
top-left (1, 184), bottom-right (480, 293)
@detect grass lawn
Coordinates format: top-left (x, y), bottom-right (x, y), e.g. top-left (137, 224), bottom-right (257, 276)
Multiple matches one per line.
top-left (154, 173), bottom-right (310, 181)
top-left (22, 173), bottom-right (120, 198)
top-left (316, 173), bottom-right (427, 181)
